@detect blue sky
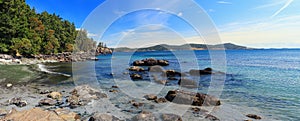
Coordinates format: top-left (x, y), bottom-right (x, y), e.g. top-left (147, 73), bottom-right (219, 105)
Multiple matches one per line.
top-left (26, 0), bottom-right (300, 48)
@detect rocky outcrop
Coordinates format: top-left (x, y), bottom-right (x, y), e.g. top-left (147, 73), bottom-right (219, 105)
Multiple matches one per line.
top-left (3, 108), bottom-right (79, 121)
top-left (165, 90), bottom-right (221, 106)
top-left (133, 58), bottom-right (169, 66)
top-left (67, 85), bottom-right (107, 106)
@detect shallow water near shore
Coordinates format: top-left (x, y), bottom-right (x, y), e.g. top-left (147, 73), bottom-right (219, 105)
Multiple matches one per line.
top-left (19, 49), bottom-right (300, 120)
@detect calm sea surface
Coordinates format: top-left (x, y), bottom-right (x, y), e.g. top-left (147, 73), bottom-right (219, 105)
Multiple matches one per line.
top-left (45, 49), bottom-right (300, 120)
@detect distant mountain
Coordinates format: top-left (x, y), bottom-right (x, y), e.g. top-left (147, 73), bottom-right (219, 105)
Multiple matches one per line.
top-left (113, 43), bottom-right (252, 52)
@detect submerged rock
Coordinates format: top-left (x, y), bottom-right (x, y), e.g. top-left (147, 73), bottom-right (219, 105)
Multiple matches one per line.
top-left (246, 114), bottom-right (262, 120)
top-left (205, 114), bottom-right (220, 121)
top-left (189, 67), bottom-right (213, 76)
top-left (165, 90), bottom-right (221, 106)
top-left (178, 78), bottom-right (198, 88)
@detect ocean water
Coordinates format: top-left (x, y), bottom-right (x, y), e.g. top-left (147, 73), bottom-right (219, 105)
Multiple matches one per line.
top-left (44, 49), bottom-right (300, 120)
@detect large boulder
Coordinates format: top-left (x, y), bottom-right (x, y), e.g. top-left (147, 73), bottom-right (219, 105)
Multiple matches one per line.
top-left (88, 113), bottom-right (121, 121)
top-left (4, 108), bottom-right (65, 121)
top-left (67, 85), bottom-right (107, 106)
top-left (133, 58), bottom-right (169, 66)
top-left (165, 90), bottom-right (221, 106)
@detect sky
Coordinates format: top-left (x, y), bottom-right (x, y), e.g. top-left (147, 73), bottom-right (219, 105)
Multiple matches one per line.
top-left (26, 0), bottom-right (300, 48)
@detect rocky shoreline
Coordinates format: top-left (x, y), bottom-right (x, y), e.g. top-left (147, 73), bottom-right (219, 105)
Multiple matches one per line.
top-left (0, 58), bottom-right (265, 121)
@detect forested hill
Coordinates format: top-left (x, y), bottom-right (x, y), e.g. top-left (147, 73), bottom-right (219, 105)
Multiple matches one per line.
top-left (0, 0), bottom-right (97, 56)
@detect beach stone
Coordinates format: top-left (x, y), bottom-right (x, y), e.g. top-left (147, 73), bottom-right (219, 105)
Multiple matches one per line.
top-left (8, 97), bottom-right (27, 107)
top-left (40, 90), bottom-right (52, 94)
top-left (111, 85), bottom-right (119, 88)
top-left (128, 66), bottom-right (145, 72)
top-left (54, 108), bottom-right (80, 121)
top-left (246, 114), bottom-right (262, 120)
top-left (89, 113), bottom-right (121, 121)
top-left (132, 111), bottom-right (156, 121)
top-left (48, 92), bottom-right (63, 100)
top-left (39, 98), bottom-right (57, 106)
top-left (165, 90), bottom-right (221, 106)
top-left (4, 108), bottom-right (65, 121)
top-left (0, 109), bottom-right (7, 117)
top-left (144, 94), bottom-right (158, 100)
top-left (161, 114), bottom-right (182, 121)
top-left (178, 78), bottom-right (198, 88)
top-left (205, 114), bottom-right (220, 121)
top-left (69, 85), bottom-right (107, 106)
top-left (130, 74), bottom-right (142, 80)
top-left (6, 83), bottom-right (12, 88)
top-left (109, 89), bottom-right (118, 93)
top-left (155, 98), bottom-right (168, 103)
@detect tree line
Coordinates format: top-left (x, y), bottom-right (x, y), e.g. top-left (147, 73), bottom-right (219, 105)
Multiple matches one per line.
top-left (0, 0), bottom-right (100, 56)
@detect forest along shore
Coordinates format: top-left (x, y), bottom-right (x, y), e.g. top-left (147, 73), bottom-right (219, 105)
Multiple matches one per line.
top-left (0, 47), bottom-right (112, 65)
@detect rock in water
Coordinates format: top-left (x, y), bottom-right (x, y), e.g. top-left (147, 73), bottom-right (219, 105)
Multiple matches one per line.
top-left (189, 67), bottom-right (213, 76)
top-left (133, 58), bottom-right (169, 66)
top-left (128, 66), bottom-right (145, 72)
top-left (246, 114), bottom-right (262, 120)
top-left (165, 90), bottom-right (221, 106)
top-left (130, 74), bottom-right (143, 80)
top-left (89, 113), bottom-right (121, 121)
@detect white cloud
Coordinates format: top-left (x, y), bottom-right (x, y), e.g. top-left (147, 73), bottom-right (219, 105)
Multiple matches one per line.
top-left (177, 12), bottom-right (183, 17)
top-left (217, 1), bottom-right (232, 5)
